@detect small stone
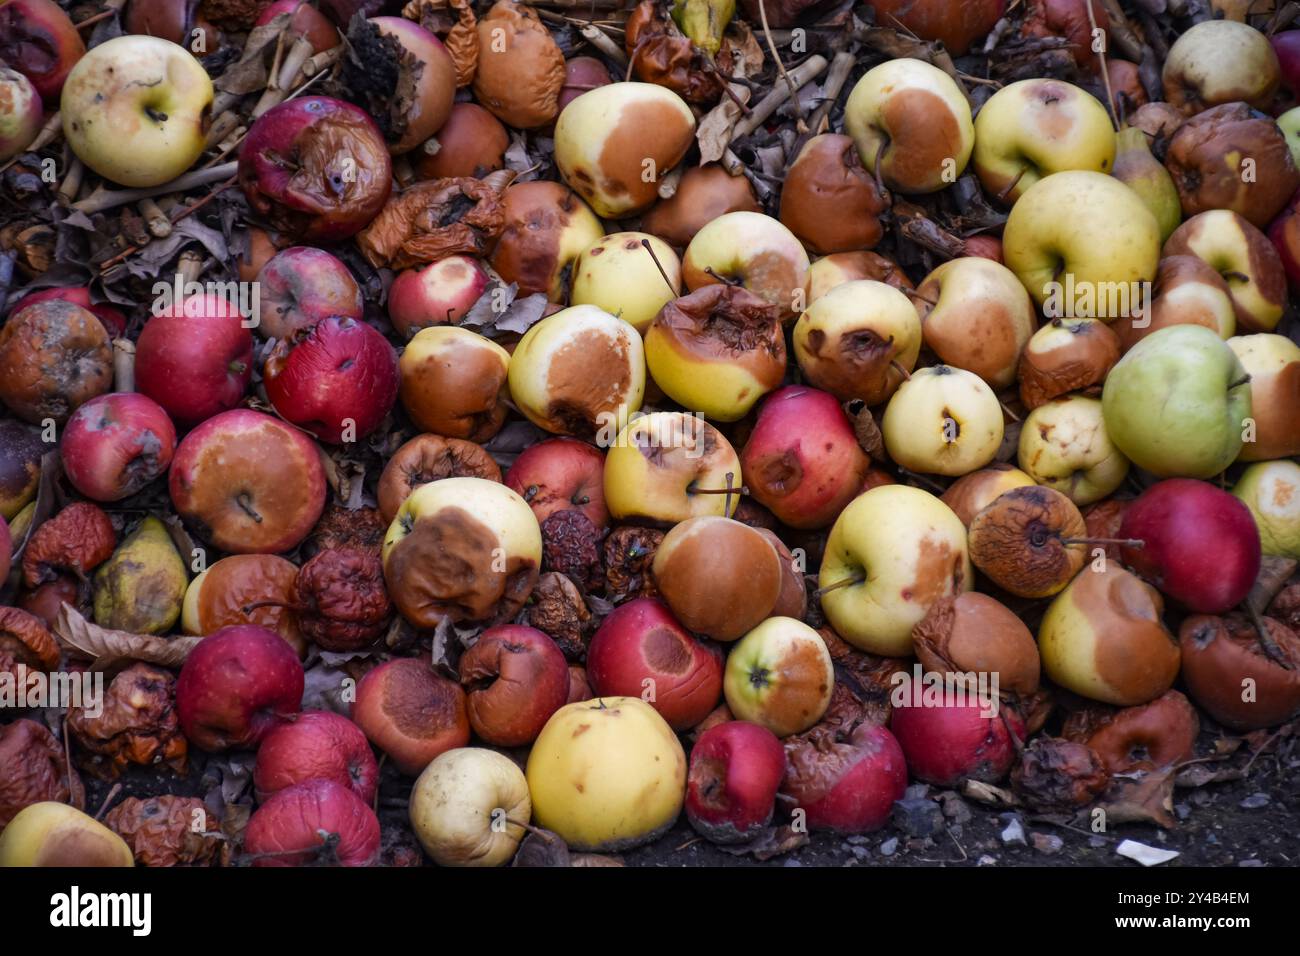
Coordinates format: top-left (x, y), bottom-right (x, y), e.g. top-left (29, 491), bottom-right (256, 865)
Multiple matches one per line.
top-left (999, 815), bottom-right (1027, 846)
top-left (1238, 859), bottom-right (1265, 867)
top-left (904, 783), bottom-right (931, 800)
top-left (846, 835), bottom-right (870, 846)
top-left (851, 846), bottom-right (870, 861)
top-left (938, 792), bottom-right (972, 824)
top-left (879, 837), bottom-right (899, 857)
top-left (892, 797), bottom-right (945, 838)
top-left (1206, 833), bottom-right (1219, 845)
top-left (1175, 802), bottom-right (1192, 820)
top-left (977, 854), bottom-right (997, 866)
top-left (1088, 836), bottom-right (1108, 849)
top-left (783, 858), bottom-right (802, 867)
top-left (1239, 792), bottom-right (1271, 810)
top-left (1031, 832), bottom-right (1064, 855)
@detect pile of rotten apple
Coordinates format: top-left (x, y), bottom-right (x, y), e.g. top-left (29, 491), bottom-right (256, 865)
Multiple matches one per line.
top-left (1, 0), bottom-right (1300, 868)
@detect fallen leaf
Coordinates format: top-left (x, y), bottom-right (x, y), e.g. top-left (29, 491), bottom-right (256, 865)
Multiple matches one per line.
top-left (1098, 767), bottom-right (1177, 828)
top-left (54, 605), bottom-right (201, 671)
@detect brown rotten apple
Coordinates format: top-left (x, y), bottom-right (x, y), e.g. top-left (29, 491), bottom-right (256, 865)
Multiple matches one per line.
top-left (352, 657), bottom-right (469, 776)
top-left (683, 212), bottom-right (811, 321)
top-left (1062, 689), bottom-right (1199, 773)
top-left (378, 435), bottom-right (502, 524)
top-left (0, 300), bottom-right (112, 425)
top-left (940, 464), bottom-right (1036, 527)
top-left (1178, 614), bottom-right (1300, 731)
top-left (489, 181), bottom-right (604, 300)
top-left (807, 250), bottom-right (914, 302)
top-left (1111, 256), bottom-right (1237, 352)
top-left (1162, 18), bottom-right (1280, 115)
top-left (1017, 318), bottom-right (1120, 409)
top-left (412, 102), bottom-right (508, 180)
top-left (778, 134), bottom-right (888, 255)
top-left (913, 592), bottom-right (1041, 695)
top-left (968, 485), bottom-right (1092, 598)
top-left (382, 477), bottom-right (542, 628)
top-left (459, 625), bottom-right (569, 746)
top-left (398, 326), bottom-right (511, 442)
top-left (473, 0), bottom-right (565, 130)
top-left (643, 164), bottom-right (761, 249)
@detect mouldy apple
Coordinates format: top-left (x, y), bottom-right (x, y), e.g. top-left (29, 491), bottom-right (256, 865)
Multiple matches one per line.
top-left (352, 657), bottom-right (469, 776)
top-left (1018, 395), bottom-right (1129, 506)
top-left (685, 720), bottom-right (786, 844)
top-left (410, 748), bottom-right (531, 866)
top-left (368, 16), bottom-right (456, 154)
top-left (398, 326), bottom-right (511, 442)
top-left (1162, 18), bottom-right (1280, 115)
top-left (0, 300), bottom-right (112, 426)
top-left (61, 36), bottom-right (212, 188)
top-left (489, 181), bottom-right (604, 301)
top-left (778, 133), bottom-right (889, 255)
top-left (0, 68), bottom-right (41, 162)
top-left (1178, 614), bottom-right (1300, 731)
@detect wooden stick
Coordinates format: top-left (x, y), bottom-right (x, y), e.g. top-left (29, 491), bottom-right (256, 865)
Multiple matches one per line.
top-left (73, 162), bottom-right (239, 215)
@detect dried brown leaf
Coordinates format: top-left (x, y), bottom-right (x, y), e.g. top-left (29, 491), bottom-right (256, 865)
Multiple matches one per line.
top-left (53, 605), bottom-right (201, 671)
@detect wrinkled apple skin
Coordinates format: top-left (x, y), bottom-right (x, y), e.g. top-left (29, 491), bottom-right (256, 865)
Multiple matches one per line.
top-left (686, 720), bottom-right (786, 843)
top-left (254, 711), bottom-right (379, 805)
top-left (256, 246), bottom-right (363, 341)
top-left (244, 779), bottom-right (380, 867)
top-left (779, 722), bottom-right (909, 833)
top-left (891, 693), bottom-right (1024, 787)
top-left (60, 393), bottom-right (177, 502)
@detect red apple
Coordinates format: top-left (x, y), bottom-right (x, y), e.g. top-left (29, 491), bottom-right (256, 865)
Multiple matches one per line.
top-left (890, 685), bottom-right (1024, 787)
top-left (558, 56), bottom-right (612, 112)
top-left (458, 624), bottom-right (569, 746)
top-left (169, 409), bottom-right (327, 554)
top-left (1273, 30), bottom-right (1300, 95)
top-left (60, 393), bottom-right (177, 502)
top-left (176, 624), bottom-right (305, 753)
top-left (255, 0), bottom-right (341, 53)
top-left (504, 437), bottom-right (608, 530)
top-left (685, 720), bottom-right (786, 844)
top-left (778, 722), bottom-right (909, 833)
top-left (10, 287), bottom-right (127, 338)
top-left (1119, 478), bottom-right (1261, 614)
top-left (239, 96), bottom-right (392, 242)
top-left (586, 598), bottom-right (723, 731)
top-left (351, 658), bottom-right (469, 776)
top-left (387, 255), bottom-right (490, 340)
top-left (0, 0), bottom-right (85, 104)
top-left (255, 246), bottom-right (362, 341)
top-left (740, 385), bottom-right (872, 530)
top-left (253, 710), bottom-right (378, 804)
top-left (263, 316), bottom-right (398, 445)
top-left (244, 778), bottom-right (380, 867)
top-left (135, 294), bottom-right (253, 427)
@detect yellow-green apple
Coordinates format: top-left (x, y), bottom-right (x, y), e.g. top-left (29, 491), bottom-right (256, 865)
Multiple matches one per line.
top-left (554, 81), bottom-right (695, 218)
top-left (844, 57), bottom-right (974, 194)
top-left (586, 598), bottom-right (724, 728)
top-left (257, 246), bottom-right (363, 341)
top-left (1162, 18), bottom-right (1280, 115)
top-left (490, 181), bottom-right (604, 300)
top-left (525, 697), bottom-right (686, 851)
top-left (1112, 125), bottom-right (1182, 242)
top-left (399, 326), bottom-right (511, 442)
top-left (602, 412), bottom-right (742, 523)
top-left (1017, 317), bottom-right (1121, 409)
top-left (1278, 106), bottom-right (1300, 169)
top-left (387, 255), bottom-right (489, 339)
top-left (0, 68), bottom-right (41, 161)
top-left (1165, 209), bottom-right (1286, 332)
top-left (1111, 255), bottom-right (1236, 352)
top-left (0, 803), bottom-right (133, 867)
top-left (940, 463), bottom-right (1037, 527)
top-left (409, 748), bottom-right (531, 866)
top-left (0, 0), bottom-right (85, 104)
top-left (1101, 324), bottom-right (1252, 478)
top-left (913, 257), bottom-right (1036, 388)
top-left (685, 720), bottom-right (787, 844)
top-left (723, 617), bottom-right (834, 737)
top-left (740, 384), bottom-right (871, 529)
top-left (645, 286), bottom-right (784, 421)
top-left (571, 232), bottom-right (681, 334)
top-left (61, 35), bottom-right (212, 188)
top-left (1003, 171), bottom-right (1161, 317)
top-left (641, 163), bottom-right (761, 249)
top-left (382, 477), bottom-right (541, 628)
top-left (819, 484), bottom-right (972, 655)
top-left (508, 305), bottom-right (645, 438)
top-left (170, 409), bottom-right (326, 554)
top-left (882, 365), bottom-right (1004, 477)
top-left (682, 211), bottom-right (811, 320)
top-left (504, 437), bottom-right (608, 529)
top-left (1228, 333), bottom-right (1300, 461)
top-left (59, 393), bottom-right (176, 502)
top-left (652, 516), bottom-right (783, 642)
top-left (778, 133), bottom-right (889, 254)
top-left (972, 78), bottom-right (1116, 204)
top-left (793, 279), bottom-right (921, 405)
top-left (1018, 395), bottom-right (1129, 505)
top-left (1234, 460), bottom-right (1300, 559)
top-left (807, 250), bottom-right (914, 303)
top-left (1038, 563), bottom-right (1180, 706)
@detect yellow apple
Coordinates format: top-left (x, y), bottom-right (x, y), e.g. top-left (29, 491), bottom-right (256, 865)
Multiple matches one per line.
top-left (682, 211), bottom-right (811, 320)
top-left (571, 231), bottom-right (681, 334)
top-left (1018, 395), bottom-right (1129, 506)
top-left (1228, 333), bottom-right (1300, 461)
top-left (409, 748), bottom-right (531, 867)
top-left (0, 802), bottom-right (134, 867)
top-left (399, 325), bottom-right (512, 441)
top-left (882, 365), bottom-right (1004, 477)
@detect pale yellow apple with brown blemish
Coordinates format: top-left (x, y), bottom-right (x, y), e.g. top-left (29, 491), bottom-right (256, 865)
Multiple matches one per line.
top-left (409, 748), bottom-right (531, 867)
top-left (1228, 333), bottom-right (1300, 461)
top-left (399, 326), bottom-right (511, 441)
top-left (973, 79), bottom-right (1116, 205)
top-left (507, 305), bottom-right (645, 438)
top-left (554, 82), bottom-right (695, 219)
top-left (61, 35), bottom-right (213, 188)
top-left (793, 279), bottom-right (921, 406)
top-left (0, 802), bottom-right (134, 867)
top-left (940, 464), bottom-right (1037, 527)
top-left (489, 181), bottom-right (604, 301)
top-left (682, 211), bottom-right (810, 321)
top-left (1163, 210), bottom-right (1286, 333)
top-left (382, 477), bottom-right (542, 628)
top-left (571, 232), bottom-right (681, 334)
top-left (603, 411), bottom-right (741, 524)
top-left (914, 257), bottom-right (1037, 388)
top-left (723, 617), bottom-right (834, 737)
top-left (1111, 256), bottom-right (1237, 352)
top-left (525, 696), bottom-right (686, 851)
top-left (844, 58), bottom-right (974, 195)
top-left (1038, 563), bottom-right (1181, 706)
top-left (1018, 395), bottom-right (1130, 506)
top-left (1234, 460), bottom-right (1300, 559)
top-left (807, 250), bottom-right (913, 304)
top-left (819, 484), bottom-right (972, 656)
top-left (882, 366), bottom-right (1004, 477)
top-left (1162, 18), bottom-right (1280, 115)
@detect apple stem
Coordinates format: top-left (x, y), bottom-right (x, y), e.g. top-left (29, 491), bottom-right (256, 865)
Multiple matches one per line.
top-left (1246, 604), bottom-right (1294, 670)
top-left (704, 267), bottom-right (743, 288)
top-left (814, 571), bottom-right (865, 597)
top-left (998, 400), bottom-right (1021, 423)
top-left (1085, 0), bottom-right (1120, 130)
top-left (997, 168), bottom-right (1028, 203)
top-left (692, 472), bottom-right (746, 514)
top-left (93, 783), bottom-right (122, 821)
top-left (640, 239), bottom-right (679, 297)
top-left (889, 359), bottom-right (911, 382)
top-left (699, 51), bottom-right (753, 117)
top-left (1061, 537), bottom-right (1144, 549)
top-left (236, 493), bottom-right (264, 524)
top-left (900, 287), bottom-right (938, 308)
top-left (240, 599), bottom-right (298, 614)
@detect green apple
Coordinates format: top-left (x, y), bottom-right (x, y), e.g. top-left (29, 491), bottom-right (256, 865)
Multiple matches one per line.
top-left (61, 35), bottom-right (213, 187)
top-left (1102, 324), bottom-right (1252, 478)
top-left (1018, 395), bottom-right (1129, 506)
top-left (881, 365), bottom-right (1004, 477)
top-left (723, 616), bottom-right (834, 737)
top-left (819, 484), bottom-right (971, 656)
top-left (1003, 171), bottom-right (1161, 319)
top-left (973, 79), bottom-right (1116, 205)
top-left (1277, 106), bottom-right (1300, 171)
top-left (1112, 126), bottom-right (1182, 242)
top-left (1234, 460), bottom-right (1300, 559)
